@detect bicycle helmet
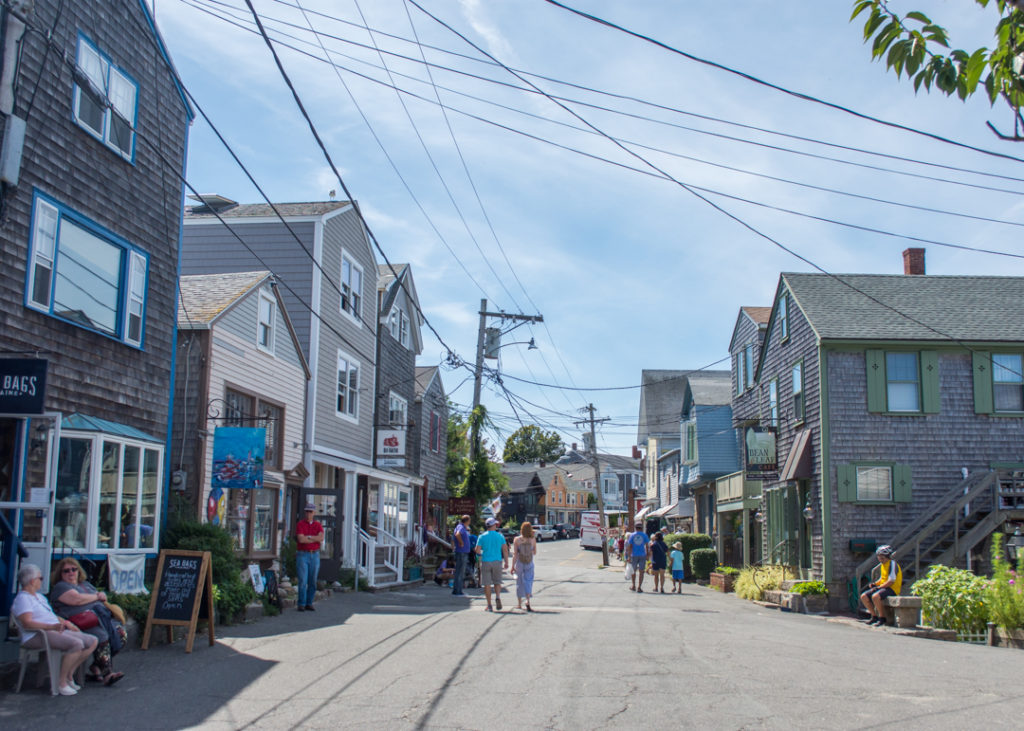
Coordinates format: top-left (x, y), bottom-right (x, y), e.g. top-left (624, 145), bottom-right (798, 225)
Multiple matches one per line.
top-left (875, 544), bottom-right (894, 557)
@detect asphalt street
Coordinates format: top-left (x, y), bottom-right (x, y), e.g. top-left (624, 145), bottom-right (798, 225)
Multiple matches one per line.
top-left (3, 539), bottom-right (1023, 730)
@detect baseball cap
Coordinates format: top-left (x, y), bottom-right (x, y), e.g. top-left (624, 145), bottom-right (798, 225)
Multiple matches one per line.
top-left (304, 502), bottom-right (316, 511)
top-left (485, 517), bottom-right (498, 527)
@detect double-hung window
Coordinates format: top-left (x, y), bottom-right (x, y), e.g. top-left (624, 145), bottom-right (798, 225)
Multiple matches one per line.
top-left (26, 192), bottom-right (148, 347)
top-left (73, 35), bottom-right (138, 161)
top-left (767, 378), bottom-right (779, 428)
top-left (779, 293), bottom-right (789, 340)
top-left (257, 291), bottom-right (276, 352)
top-left (388, 392), bottom-right (408, 426)
top-left (399, 311), bottom-right (410, 348)
top-left (336, 351), bottom-right (359, 419)
top-left (744, 344), bottom-right (754, 389)
top-left (736, 352), bottom-right (745, 395)
top-left (341, 254), bottom-right (362, 321)
top-left (866, 350), bottom-right (939, 414)
top-left (685, 422), bottom-right (697, 463)
top-left (837, 463), bottom-right (912, 503)
top-left (792, 362), bottom-right (804, 423)
top-left (429, 411), bottom-right (440, 452)
top-left (885, 352), bottom-right (920, 411)
top-left (992, 354), bottom-right (1024, 412)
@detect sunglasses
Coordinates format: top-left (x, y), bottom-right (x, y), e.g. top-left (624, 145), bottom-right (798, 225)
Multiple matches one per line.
top-left (62, 567), bottom-right (78, 574)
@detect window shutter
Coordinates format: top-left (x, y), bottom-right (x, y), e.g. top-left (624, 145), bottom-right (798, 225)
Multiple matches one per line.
top-left (972, 351), bottom-right (993, 414)
top-left (837, 464), bottom-right (856, 502)
top-left (893, 464), bottom-right (913, 503)
top-left (920, 351), bottom-right (940, 413)
top-left (865, 350), bottom-right (886, 412)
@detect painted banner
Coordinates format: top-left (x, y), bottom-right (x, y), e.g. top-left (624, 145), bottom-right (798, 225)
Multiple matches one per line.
top-left (211, 427), bottom-right (265, 489)
top-left (108, 552), bottom-right (148, 595)
top-left (745, 426), bottom-right (778, 478)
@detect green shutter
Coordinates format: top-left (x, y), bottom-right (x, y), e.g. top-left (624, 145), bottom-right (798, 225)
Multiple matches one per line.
top-left (865, 350), bottom-right (886, 413)
top-left (920, 351), bottom-right (940, 414)
top-left (973, 351), bottom-right (993, 414)
top-left (837, 464), bottom-right (856, 502)
top-left (893, 464), bottom-right (913, 503)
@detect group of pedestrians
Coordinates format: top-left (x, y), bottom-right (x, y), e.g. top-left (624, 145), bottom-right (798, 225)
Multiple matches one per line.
top-left (623, 524), bottom-right (686, 594)
top-left (448, 514), bottom-right (538, 612)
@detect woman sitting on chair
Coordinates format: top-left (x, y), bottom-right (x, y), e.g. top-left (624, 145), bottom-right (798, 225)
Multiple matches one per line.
top-left (50, 558), bottom-right (126, 686)
top-left (12, 563), bottom-right (97, 696)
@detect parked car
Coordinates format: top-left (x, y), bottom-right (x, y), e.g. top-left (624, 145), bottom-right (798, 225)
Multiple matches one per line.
top-left (534, 525), bottom-right (556, 541)
top-left (553, 523), bottom-right (576, 539)
top-left (500, 526), bottom-right (519, 544)
top-left (564, 525), bottom-right (580, 539)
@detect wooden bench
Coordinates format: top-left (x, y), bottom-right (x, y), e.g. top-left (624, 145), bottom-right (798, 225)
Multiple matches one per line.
top-left (883, 596), bottom-right (922, 628)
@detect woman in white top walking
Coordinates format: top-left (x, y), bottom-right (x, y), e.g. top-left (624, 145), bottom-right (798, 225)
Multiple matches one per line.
top-left (511, 522), bottom-right (538, 611)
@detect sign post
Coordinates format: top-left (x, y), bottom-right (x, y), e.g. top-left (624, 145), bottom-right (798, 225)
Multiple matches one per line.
top-left (142, 549), bottom-right (215, 653)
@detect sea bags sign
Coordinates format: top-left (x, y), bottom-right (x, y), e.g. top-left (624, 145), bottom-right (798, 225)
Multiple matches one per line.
top-left (0, 358), bottom-right (47, 414)
top-left (744, 426), bottom-right (777, 478)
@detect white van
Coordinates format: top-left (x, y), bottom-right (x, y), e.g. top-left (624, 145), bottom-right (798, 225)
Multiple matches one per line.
top-left (580, 510), bottom-right (627, 550)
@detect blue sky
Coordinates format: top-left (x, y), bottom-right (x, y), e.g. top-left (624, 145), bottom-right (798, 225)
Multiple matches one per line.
top-left (150, 0), bottom-right (1024, 455)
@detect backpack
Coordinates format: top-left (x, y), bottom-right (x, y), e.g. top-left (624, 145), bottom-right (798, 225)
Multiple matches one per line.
top-left (516, 539), bottom-right (534, 564)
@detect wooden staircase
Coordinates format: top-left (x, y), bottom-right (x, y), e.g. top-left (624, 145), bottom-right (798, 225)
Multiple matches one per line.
top-left (852, 470), bottom-right (1024, 591)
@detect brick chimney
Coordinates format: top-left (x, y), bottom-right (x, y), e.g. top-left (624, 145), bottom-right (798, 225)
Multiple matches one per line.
top-left (903, 247), bottom-right (925, 275)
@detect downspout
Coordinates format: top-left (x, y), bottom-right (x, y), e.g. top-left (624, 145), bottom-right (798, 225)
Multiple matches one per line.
top-left (819, 344), bottom-right (833, 585)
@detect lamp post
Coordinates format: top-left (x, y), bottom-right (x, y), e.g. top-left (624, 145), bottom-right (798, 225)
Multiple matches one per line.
top-left (1008, 527), bottom-right (1024, 562)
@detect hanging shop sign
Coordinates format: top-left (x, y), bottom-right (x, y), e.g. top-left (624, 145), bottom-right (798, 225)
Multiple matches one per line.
top-left (211, 427), bottom-right (265, 489)
top-left (377, 429), bottom-right (406, 467)
top-left (0, 358), bottom-right (47, 415)
top-left (745, 426), bottom-right (778, 479)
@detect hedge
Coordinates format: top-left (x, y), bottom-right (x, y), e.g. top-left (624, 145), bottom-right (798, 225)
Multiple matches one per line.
top-left (690, 548), bottom-right (718, 580)
top-left (664, 533), bottom-right (713, 578)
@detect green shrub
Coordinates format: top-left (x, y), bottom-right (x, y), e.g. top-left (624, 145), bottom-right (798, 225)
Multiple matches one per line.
top-left (791, 581), bottom-right (828, 596)
top-left (281, 537), bottom-right (297, 582)
top-left (338, 567), bottom-right (369, 592)
top-left (911, 564), bottom-right (989, 633)
top-left (714, 566), bottom-right (741, 576)
top-left (734, 565), bottom-right (799, 601)
top-left (690, 548), bottom-right (718, 580)
top-left (664, 533), bottom-right (713, 578)
top-left (988, 534), bottom-right (1024, 631)
top-left (107, 589), bottom-right (153, 633)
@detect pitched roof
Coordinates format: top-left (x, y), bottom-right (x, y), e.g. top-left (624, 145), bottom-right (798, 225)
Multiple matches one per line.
top-left (378, 263), bottom-right (409, 291)
top-left (742, 306), bottom-right (771, 324)
top-left (185, 201), bottom-right (350, 218)
top-left (637, 370), bottom-right (690, 444)
top-left (503, 471), bottom-right (544, 493)
top-left (783, 272), bottom-right (1024, 342)
top-left (414, 365), bottom-right (441, 399)
top-left (178, 271), bottom-right (271, 326)
top-left (683, 370), bottom-right (732, 409)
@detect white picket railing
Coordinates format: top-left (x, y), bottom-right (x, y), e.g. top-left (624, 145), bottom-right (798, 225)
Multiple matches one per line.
top-left (355, 527), bottom-right (375, 586)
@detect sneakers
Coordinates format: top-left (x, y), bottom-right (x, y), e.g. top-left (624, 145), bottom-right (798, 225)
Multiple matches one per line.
top-left (59, 684), bottom-right (77, 696)
top-left (495, 597), bottom-right (502, 611)
top-left (305, 605), bottom-right (315, 612)
top-left (485, 605), bottom-right (493, 612)
top-left (297, 605), bottom-right (306, 612)
top-left (874, 617), bottom-right (887, 627)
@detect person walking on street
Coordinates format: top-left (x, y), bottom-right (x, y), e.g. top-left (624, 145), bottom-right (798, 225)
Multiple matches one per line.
top-left (452, 515), bottom-right (472, 596)
top-left (649, 531), bottom-right (668, 593)
top-left (295, 503), bottom-right (324, 611)
top-left (669, 541), bottom-right (685, 593)
top-left (476, 518), bottom-right (509, 611)
top-left (627, 523), bottom-right (650, 592)
top-left (511, 522), bottom-right (538, 611)
top-left (860, 544), bottom-right (903, 627)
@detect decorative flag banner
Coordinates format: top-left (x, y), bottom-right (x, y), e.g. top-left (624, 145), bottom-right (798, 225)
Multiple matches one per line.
top-left (211, 427), bottom-right (266, 490)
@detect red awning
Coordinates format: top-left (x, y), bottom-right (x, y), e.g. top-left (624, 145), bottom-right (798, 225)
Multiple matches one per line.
top-left (780, 429), bottom-right (813, 481)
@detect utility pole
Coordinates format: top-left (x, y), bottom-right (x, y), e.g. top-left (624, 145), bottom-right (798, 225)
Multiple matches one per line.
top-left (470, 298), bottom-right (543, 459)
top-left (577, 403), bottom-right (611, 566)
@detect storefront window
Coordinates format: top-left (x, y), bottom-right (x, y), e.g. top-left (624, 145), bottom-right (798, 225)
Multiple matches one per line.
top-left (98, 441), bottom-right (120, 549)
top-left (140, 449), bottom-right (158, 548)
top-left (226, 487), bottom-right (278, 555)
top-left (54, 437), bottom-right (91, 549)
top-left (118, 446), bottom-right (139, 548)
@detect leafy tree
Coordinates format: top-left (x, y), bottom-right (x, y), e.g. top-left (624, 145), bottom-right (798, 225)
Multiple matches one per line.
top-left (502, 424), bottom-right (565, 464)
top-left (445, 405), bottom-right (507, 507)
top-left (852, 1), bottom-right (1024, 115)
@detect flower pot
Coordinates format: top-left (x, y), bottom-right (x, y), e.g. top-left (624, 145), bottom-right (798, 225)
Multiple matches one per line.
top-left (404, 566), bottom-right (422, 581)
top-left (801, 593), bottom-right (828, 614)
top-left (710, 572), bottom-right (736, 593)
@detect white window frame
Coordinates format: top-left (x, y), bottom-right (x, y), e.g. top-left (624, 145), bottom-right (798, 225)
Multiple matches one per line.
top-left (388, 309), bottom-right (399, 339)
top-left (257, 290), bottom-right (276, 354)
top-left (336, 350), bottom-right (360, 422)
top-left (388, 392), bottom-right (408, 426)
top-left (792, 361), bottom-right (804, 423)
top-left (885, 351), bottom-right (921, 412)
top-left (744, 344), bottom-right (754, 389)
top-left (779, 293), bottom-right (789, 340)
top-left (340, 253), bottom-right (363, 323)
top-left (768, 378), bottom-right (779, 428)
top-left (72, 35), bottom-right (138, 162)
top-left (856, 465), bottom-right (893, 502)
top-left (992, 353), bottom-right (1024, 412)
top-left (26, 192), bottom-right (149, 348)
top-left (399, 311), bottom-right (410, 348)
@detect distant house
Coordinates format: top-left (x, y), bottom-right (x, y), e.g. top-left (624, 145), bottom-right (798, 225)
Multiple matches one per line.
top-left (413, 366), bottom-right (448, 532)
top-left (744, 251), bottom-right (1024, 604)
top-left (0, 0), bottom-right (192, 612)
top-left (500, 469), bottom-right (546, 525)
top-left (173, 271), bottom-right (309, 567)
top-left (637, 370), bottom-right (688, 510)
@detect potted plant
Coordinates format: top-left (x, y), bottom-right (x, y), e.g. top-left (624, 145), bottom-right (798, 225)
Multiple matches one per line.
top-left (710, 566), bottom-right (740, 593)
top-left (790, 581), bottom-right (829, 613)
top-left (404, 542), bottom-right (423, 582)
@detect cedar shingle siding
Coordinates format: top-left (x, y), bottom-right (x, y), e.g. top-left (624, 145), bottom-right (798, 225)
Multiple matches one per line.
top-left (0, 0), bottom-right (189, 437)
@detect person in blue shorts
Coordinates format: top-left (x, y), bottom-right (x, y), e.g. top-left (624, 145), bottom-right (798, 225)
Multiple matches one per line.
top-left (669, 541), bottom-right (685, 593)
top-left (627, 523), bottom-right (650, 593)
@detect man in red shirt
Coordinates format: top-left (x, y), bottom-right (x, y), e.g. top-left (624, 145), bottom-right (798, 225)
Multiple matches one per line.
top-left (295, 503), bottom-right (324, 611)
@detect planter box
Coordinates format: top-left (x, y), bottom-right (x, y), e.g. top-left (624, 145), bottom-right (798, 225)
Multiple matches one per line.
top-left (710, 572), bottom-right (736, 593)
top-left (988, 624), bottom-right (1024, 649)
top-left (404, 566), bottom-right (423, 581)
top-left (801, 594), bottom-right (828, 614)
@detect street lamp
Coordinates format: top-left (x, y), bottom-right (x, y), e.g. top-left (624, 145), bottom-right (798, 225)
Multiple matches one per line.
top-left (485, 332), bottom-right (537, 358)
top-left (1007, 527), bottom-right (1024, 561)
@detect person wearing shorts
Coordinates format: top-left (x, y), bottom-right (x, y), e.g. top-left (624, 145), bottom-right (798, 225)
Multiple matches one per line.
top-left (669, 541), bottom-right (685, 593)
top-left (860, 545), bottom-right (902, 627)
top-left (627, 524), bottom-right (650, 593)
top-left (476, 518), bottom-right (509, 611)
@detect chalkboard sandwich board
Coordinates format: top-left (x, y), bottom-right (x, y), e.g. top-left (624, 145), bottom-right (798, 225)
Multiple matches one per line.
top-left (142, 549), bottom-right (215, 653)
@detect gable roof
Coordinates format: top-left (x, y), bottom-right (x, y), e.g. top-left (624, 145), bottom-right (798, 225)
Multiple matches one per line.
top-left (414, 365), bottom-right (443, 400)
top-left (376, 263), bottom-right (424, 354)
top-left (184, 201), bottom-right (351, 218)
top-left (503, 470), bottom-right (545, 493)
top-left (681, 371), bottom-right (732, 415)
top-left (178, 271), bottom-right (271, 326)
top-left (784, 272), bottom-right (1024, 342)
top-left (728, 306), bottom-right (771, 352)
top-left (637, 370), bottom-right (690, 445)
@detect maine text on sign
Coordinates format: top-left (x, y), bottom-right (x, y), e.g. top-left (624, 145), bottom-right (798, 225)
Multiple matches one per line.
top-left (0, 358), bottom-right (47, 414)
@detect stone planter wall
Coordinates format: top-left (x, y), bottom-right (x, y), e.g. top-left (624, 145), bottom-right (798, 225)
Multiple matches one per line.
top-left (987, 624), bottom-right (1024, 649)
top-left (710, 572), bottom-right (736, 593)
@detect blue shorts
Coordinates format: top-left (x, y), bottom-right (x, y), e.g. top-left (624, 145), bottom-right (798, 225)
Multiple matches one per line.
top-left (672, 570), bottom-right (684, 581)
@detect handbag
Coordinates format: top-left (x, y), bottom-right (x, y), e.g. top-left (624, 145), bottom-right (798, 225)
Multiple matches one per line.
top-left (68, 609), bottom-right (99, 630)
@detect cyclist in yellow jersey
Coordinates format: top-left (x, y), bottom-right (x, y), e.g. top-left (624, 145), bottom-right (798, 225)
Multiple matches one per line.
top-left (859, 545), bottom-right (902, 627)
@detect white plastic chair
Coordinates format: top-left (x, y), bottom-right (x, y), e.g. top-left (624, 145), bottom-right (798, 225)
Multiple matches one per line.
top-left (11, 614), bottom-right (86, 696)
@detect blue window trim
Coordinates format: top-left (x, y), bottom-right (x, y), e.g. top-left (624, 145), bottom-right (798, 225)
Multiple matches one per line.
top-left (72, 31), bottom-right (139, 164)
top-left (25, 189), bottom-right (150, 349)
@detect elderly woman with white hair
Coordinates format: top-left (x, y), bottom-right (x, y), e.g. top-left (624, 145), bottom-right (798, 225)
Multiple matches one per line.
top-left (12, 563), bottom-right (97, 695)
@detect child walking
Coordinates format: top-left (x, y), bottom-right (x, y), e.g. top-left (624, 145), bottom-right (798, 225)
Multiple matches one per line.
top-left (669, 541), bottom-right (685, 593)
